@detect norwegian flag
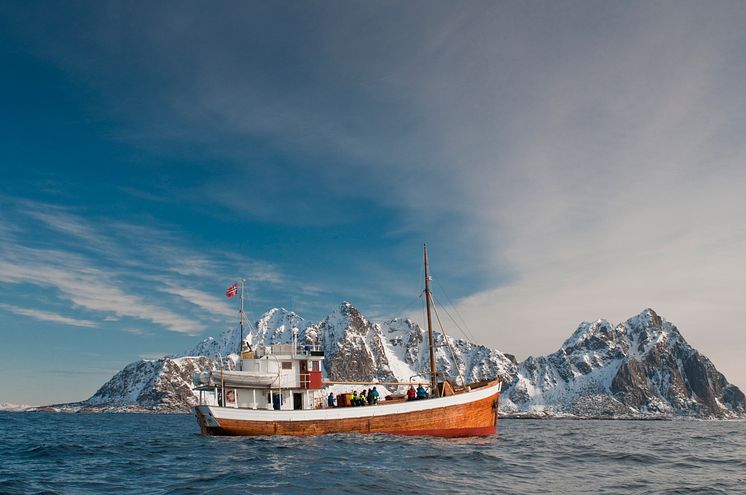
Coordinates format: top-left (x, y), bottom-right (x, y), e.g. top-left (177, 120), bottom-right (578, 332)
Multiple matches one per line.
top-left (225, 282), bottom-right (238, 298)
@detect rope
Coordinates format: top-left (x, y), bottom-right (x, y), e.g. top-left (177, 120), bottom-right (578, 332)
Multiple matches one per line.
top-left (431, 274), bottom-right (479, 344)
top-left (431, 292), bottom-right (478, 345)
top-left (429, 296), bottom-right (466, 388)
top-left (388, 291), bottom-right (426, 323)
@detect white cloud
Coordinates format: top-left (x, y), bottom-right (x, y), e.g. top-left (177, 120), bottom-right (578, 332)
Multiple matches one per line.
top-left (139, 352), bottom-right (167, 360)
top-left (0, 257), bottom-right (204, 334)
top-left (0, 303), bottom-right (98, 328)
top-left (0, 197), bottom-right (288, 335)
top-left (159, 286), bottom-right (233, 318)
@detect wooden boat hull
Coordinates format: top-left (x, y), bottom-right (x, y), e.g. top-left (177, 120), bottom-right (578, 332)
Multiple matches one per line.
top-left (194, 380), bottom-right (500, 437)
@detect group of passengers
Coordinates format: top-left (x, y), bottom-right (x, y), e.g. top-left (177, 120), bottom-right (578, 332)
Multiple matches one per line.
top-left (407, 384), bottom-right (428, 401)
top-left (327, 387), bottom-right (379, 407)
top-left (326, 384), bottom-right (429, 408)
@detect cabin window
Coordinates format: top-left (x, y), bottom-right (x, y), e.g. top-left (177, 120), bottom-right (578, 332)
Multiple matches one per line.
top-left (281, 361), bottom-right (293, 370)
top-left (310, 361), bottom-right (320, 371)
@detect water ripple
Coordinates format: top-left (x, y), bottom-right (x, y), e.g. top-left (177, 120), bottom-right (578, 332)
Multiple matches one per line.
top-left (1, 413), bottom-right (745, 494)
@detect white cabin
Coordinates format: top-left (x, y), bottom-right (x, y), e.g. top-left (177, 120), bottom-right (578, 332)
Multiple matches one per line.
top-left (193, 343), bottom-right (326, 411)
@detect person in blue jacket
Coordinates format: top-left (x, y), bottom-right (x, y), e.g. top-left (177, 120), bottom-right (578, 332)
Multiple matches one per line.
top-left (416, 384), bottom-right (428, 400)
top-left (327, 392), bottom-right (336, 408)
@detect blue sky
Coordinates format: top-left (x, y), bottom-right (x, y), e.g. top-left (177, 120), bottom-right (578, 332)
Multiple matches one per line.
top-left (2, 1), bottom-right (745, 404)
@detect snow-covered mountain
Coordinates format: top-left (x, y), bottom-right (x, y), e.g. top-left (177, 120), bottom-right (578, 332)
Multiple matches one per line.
top-left (48, 357), bottom-right (215, 412)
top-left (48, 305), bottom-right (744, 418)
top-left (503, 308), bottom-right (745, 418)
top-left (0, 403), bottom-right (33, 412)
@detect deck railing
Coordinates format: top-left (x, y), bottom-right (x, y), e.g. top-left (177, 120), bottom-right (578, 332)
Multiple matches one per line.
top-left (295, 344), bottom-right (324, 355)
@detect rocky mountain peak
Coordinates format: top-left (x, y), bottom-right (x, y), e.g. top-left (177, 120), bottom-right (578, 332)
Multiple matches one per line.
top-left (624, 308), bottom-right (676, 340)
top-left (328, 301), bottom-right (365, 324)
top-left (252, 307), bottom-right (309, 346)
top-left (176, 326), bottom-right (240, 360)
top-left (54, 305), bottom-right (744, 419)
top-left (505, 308), bottom-right (745, 418)
top-left (636, 307), bottom-right (663, 327)
top-left (621, 308), bottom-right (686, 358)
top-left (562, 319), bottom-right (620, 353)
top-left (315, 302), bottom-right (380, 381)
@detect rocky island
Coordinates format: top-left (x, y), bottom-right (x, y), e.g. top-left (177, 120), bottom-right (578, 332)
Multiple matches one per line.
top-left (45, 305), bottom-right (745, 419)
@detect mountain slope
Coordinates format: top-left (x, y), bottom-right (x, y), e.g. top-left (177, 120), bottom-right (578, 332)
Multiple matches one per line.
top-left (50, 305), bottom-right (744, 418)
top-left (502, 309), bottom-right (745, 418)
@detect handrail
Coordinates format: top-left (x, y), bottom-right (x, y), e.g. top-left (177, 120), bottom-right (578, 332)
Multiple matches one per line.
top-left (295, 344), bottom-right (323, 354)
top-left (217, 352), bottom-right (225, 406)
top-left (323, 380), bottom-right (430, 386)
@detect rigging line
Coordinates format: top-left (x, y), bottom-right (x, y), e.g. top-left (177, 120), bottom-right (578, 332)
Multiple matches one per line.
top-left (431, 293), bottom-right (478, 345)
top-left (385, 256), bottom-right (426, 324)
top-left (388, 291), bottom-right (427, 323)
top-left (431, 274), bottom-right (479, 343)
top-left (420, 289), bottom-right (428, 372)
top-left (432, 281), bottom-right (478, 345)
top-left (241, 287), bottom-right (258, 338)
top-left (429, 295), bottom-right (467, 388)
top-left (430, 289), bottom-right (477, 344)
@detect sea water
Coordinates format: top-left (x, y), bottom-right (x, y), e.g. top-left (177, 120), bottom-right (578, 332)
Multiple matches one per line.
top-left (1, 412), bottom-right (744, 494)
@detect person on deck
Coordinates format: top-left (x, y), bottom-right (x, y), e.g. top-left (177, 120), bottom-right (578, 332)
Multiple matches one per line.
top-left (407, 385), bottom-right (416, 401)
top-left (351, 391), bottom-right (358, 406)
top-left (362, 389), bottom-right (369, 406)
top-left (371, 386), bottom-right (379, 405)
top-left (327, 392), bottom-right (336, 408)
top-left (416, 384), bottom-right (428, 400)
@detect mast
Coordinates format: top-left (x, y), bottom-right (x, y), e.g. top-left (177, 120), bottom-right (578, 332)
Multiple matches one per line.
top-left (424, 243), bottom-right (438, 397)
top-left (239, 279), bottom-right (245, 353)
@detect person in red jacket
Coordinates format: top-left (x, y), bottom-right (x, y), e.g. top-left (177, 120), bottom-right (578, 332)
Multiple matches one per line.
top-left (407, 385), bottom-right (416, 401)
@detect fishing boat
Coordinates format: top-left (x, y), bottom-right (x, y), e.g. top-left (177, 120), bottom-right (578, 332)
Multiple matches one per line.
top-left (192, 244), bottom-right (502, 437)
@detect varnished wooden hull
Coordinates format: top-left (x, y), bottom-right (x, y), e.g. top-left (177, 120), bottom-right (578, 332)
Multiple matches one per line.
top-left (194, 380), bottom-right (500, 437)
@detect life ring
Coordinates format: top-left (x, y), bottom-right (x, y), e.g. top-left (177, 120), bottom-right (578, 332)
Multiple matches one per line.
top-left (226, 390), bottom-right (236, 403)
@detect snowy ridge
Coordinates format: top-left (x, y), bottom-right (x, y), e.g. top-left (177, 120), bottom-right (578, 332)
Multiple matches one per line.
top-left (0, 403), bottom-right (34, 412)
top-left (48, 356), bottom-right (215, 413)
top-left (502, 309), bottom-right (746, 418)
top-left (50, 306), bottom-right (745, 418)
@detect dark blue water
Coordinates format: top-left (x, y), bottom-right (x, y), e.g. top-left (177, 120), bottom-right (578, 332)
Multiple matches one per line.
top-left (1, 412), bottom-right (744, 494)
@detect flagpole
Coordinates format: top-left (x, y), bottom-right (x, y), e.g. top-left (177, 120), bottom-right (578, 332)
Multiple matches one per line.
top-left (239, 279), bottom-right (244, 354)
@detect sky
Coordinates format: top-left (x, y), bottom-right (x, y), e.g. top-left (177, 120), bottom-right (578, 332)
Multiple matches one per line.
top-left (1, 1), bottom-right (745, 405)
